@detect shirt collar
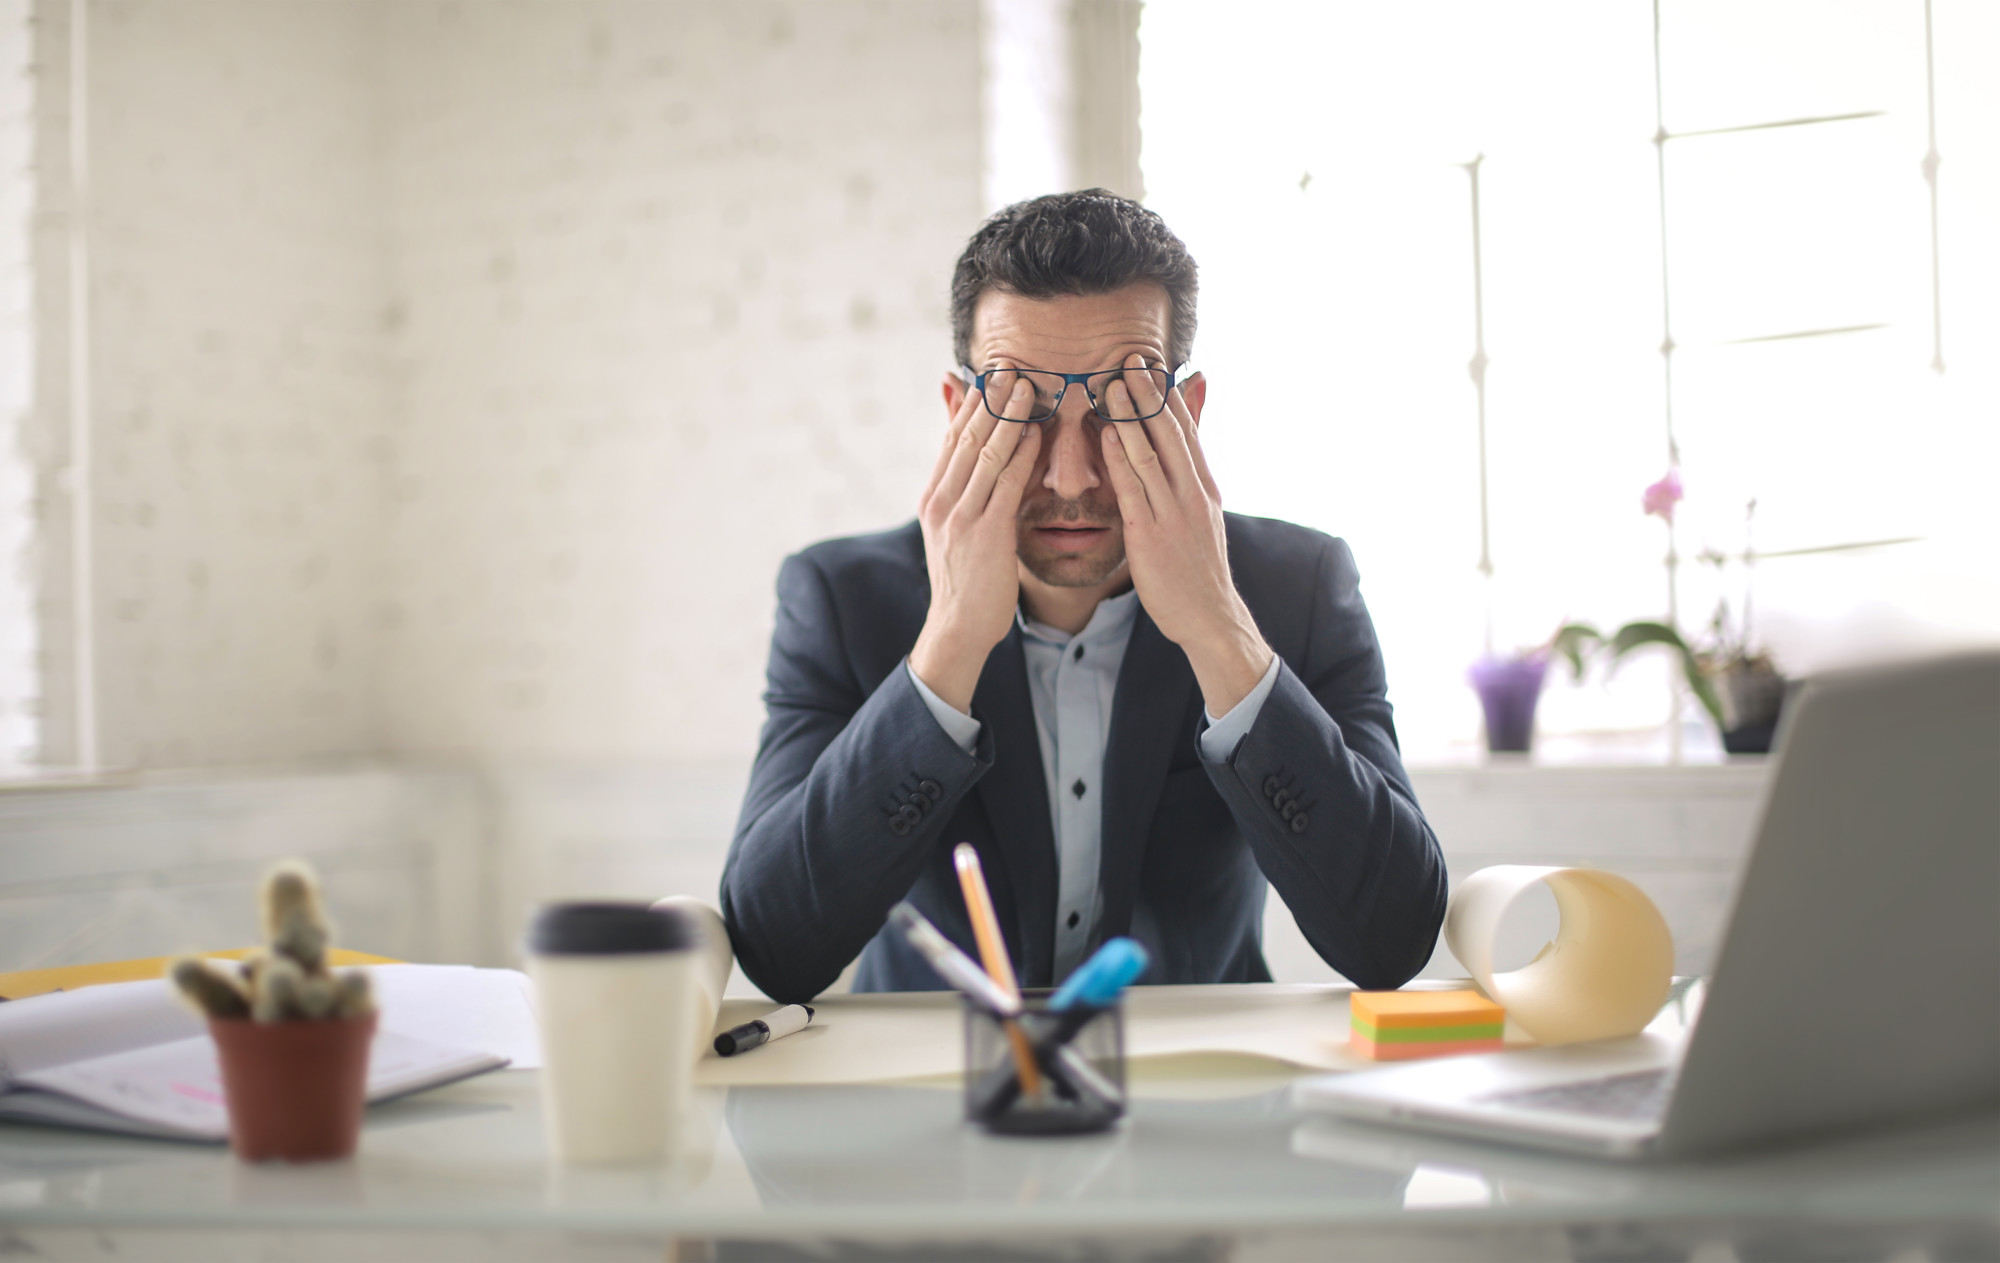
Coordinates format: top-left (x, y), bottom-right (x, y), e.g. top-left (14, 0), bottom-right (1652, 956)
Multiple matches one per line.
top-left (1018, 587), bottom-right (1141, 647)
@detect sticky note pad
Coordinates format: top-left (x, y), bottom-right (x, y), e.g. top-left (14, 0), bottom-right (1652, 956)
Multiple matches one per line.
top-left (1351, 990), bottom-right (1506, 1061)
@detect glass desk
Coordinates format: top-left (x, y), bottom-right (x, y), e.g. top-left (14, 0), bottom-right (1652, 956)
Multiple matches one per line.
top-left (2, 1060), bottom-right (1995, 1262)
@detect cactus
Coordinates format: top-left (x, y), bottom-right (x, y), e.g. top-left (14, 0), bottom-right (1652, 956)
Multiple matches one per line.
top-left (262, 861), bottom-right (331, 974)
top-left (168, 957), bottom-right (252, 1020)
top-left (169, 859), bottom-right (376, 1023)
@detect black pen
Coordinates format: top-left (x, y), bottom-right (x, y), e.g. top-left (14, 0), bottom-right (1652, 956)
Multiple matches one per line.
top-left (713, 1004), bottom-right (815, 1056)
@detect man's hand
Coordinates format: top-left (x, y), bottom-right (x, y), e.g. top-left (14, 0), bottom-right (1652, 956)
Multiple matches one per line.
top-left (909, 370), bottom-right (1043, 714)
top-left (1099, 355), bottom-right (1274, 716)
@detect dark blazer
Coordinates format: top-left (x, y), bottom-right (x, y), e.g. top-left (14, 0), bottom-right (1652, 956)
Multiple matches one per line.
top-left (721, 514), bottom-right (1447, 1004)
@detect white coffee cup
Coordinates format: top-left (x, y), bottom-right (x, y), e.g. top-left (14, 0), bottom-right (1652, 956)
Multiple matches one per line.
top-left (525, 902), bottom-right (702, 1165)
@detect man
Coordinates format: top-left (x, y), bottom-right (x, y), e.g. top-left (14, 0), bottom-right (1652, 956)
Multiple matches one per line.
top-left (722, 190), bottom-right (1446, 1003)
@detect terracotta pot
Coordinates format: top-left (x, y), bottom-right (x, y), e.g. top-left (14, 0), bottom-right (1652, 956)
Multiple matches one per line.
top-left (209, 1011), bottom-right (376, 1162)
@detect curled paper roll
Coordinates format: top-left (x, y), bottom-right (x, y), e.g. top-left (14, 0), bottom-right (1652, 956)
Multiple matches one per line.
top-left (1444, 866), bottom-right (1674, 1046)
top-left (649, 896), bottom-right (734, 1056)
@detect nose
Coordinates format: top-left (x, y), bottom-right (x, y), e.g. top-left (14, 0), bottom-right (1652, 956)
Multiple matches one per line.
top-left (1039, 388), bottom-right (1102, 501)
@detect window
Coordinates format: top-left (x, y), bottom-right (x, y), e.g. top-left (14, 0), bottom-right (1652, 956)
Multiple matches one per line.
top-left (1140, 0), bottom-right (1999, 763)
top-left (0, 0), bottom-right (37, 772)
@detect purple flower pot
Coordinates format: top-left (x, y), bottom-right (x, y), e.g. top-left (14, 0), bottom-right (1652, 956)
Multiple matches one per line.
top-left (1469, 656), bottom-right (1549, 754)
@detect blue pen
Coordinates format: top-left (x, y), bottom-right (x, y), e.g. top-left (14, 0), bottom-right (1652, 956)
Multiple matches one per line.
top-left (1050, 938), bottom-right (1150, 1011)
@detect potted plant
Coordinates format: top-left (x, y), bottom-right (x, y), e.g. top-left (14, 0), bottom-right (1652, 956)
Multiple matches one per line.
top-left (1551, 475), bottom-right (1788, 754)
top-left (169, 862), bottom-right (377, 1162)
top-left (1468, 650), bottom-right (1550, 754)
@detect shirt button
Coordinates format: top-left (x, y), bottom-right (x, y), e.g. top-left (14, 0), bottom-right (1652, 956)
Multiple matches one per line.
top-left (1067, 911), bottom-right (1081, 929)
top-left (1072, 779), bottom-right (1086, 799)
top-left (1073, 644), bottom-right (1084, 661)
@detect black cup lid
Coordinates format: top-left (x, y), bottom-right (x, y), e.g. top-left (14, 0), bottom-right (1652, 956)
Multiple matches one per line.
top-left (526, 902), bottom-right (697, 955)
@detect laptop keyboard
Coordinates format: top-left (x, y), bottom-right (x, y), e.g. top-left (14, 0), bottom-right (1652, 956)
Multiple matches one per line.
top-left (1478, 1069), bottom-right (1674, 1121)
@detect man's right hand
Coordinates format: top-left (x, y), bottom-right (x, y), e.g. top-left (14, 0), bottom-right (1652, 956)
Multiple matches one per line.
top-left (908, 370), bottom-right (1042, 714)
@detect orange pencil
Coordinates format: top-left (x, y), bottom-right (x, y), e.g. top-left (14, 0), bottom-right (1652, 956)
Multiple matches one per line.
top-left (952, 842), bottom-right (1044, 1100)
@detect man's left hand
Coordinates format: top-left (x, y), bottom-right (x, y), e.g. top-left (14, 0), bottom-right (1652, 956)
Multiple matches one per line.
top-left (1099, 355), bottom-right (1275, 716)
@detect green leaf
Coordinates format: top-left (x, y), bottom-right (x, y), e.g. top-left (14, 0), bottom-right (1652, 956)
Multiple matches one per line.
top-left (1549, 623), bottom-right (1603, 680)
top-left (1604, 621), bottom-right (1727, 730)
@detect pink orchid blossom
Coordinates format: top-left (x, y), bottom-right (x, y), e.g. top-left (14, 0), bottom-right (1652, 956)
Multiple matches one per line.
top-left (1642, 469), bottom-right (1684, 523)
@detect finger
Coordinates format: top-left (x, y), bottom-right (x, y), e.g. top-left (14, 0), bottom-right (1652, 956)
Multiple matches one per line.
top-left (955, 375), bottom-right (1034, 516)
top-left (1103, 378), bottom-right (1174, 512)
top-left (1098, 423), bottom-right (1156, 527)
top-left (921, 376), bottom-right (988, 508)
top-left (987, 413), bottom-right (1042, 517)
top-left (1122, 355), bottom-right (1199, 497)
top-left (1165, 376), bottom-right (1222, 502)
top-left (932, 371), bottom-right (1013, 511)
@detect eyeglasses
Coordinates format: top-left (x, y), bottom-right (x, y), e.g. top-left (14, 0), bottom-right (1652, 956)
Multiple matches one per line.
top-left (958, 363), bottom-right (1191, 424)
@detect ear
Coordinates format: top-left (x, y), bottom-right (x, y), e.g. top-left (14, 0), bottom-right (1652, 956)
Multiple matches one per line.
top-left (1179, 371), bottom-right (1207, 430)
top-left (941, 370), bottom-right (970, 418)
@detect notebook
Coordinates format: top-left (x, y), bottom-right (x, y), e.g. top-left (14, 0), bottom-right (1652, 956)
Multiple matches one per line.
top-left (0, 964), bottom-right (539, 1142)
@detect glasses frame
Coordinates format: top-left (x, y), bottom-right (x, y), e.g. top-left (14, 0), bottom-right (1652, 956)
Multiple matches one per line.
top-left (958, 362), bottom-right (1194, 424)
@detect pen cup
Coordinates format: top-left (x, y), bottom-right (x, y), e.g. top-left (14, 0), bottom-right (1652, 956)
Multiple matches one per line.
top-left (962, 997), bottom-right (1125, 1136)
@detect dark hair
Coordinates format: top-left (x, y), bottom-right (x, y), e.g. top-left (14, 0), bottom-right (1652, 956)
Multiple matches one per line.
top-left (950, 189), bottom-right (1198, 369)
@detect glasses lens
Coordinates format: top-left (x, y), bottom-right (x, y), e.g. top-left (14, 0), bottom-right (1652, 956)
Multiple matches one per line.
top-left (1084, 368), bottom-right (1171, 420)
top-left (980, 369), bottom-right (1061, 421)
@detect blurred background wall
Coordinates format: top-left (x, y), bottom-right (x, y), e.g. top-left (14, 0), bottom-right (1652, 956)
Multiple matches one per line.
top-left (0, 0), bottom-right (1988, 989)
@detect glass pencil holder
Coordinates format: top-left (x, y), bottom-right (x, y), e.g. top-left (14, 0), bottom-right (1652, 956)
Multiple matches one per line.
top-left (962, 996), bottom-right (1126, 1136)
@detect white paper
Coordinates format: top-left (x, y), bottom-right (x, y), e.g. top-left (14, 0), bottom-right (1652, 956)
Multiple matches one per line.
top-left (0, 976), bottom-right (199, 1080)
top-left (690, 983), bottom-right (1494, 1087)
top-left (367, 965), bottom-right (543, 1069)
top-left (1443, 865), bottom-right (1674, 1045)
top-left (0, 964), bottom-right (542, 1105)
top-left (17, 1028), bottom-right (504, 1140)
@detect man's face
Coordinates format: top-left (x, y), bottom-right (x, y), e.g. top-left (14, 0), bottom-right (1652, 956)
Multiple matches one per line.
top-left (957, 282), bottom-right (1178, 590)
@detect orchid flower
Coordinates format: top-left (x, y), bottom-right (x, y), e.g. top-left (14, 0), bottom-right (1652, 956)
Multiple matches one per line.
top-left (1641, 469), bottom-right (1683, 523)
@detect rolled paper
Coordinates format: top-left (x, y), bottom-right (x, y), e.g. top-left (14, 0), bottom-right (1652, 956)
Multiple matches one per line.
top-left (1444, 865), bottom-right (1674, 1046)
top-left (649, 896), bottom-right (735, 1059)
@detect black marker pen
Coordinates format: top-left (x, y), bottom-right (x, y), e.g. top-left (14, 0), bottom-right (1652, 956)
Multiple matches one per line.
top-left (714, 1004), bottom-right (815, 1056)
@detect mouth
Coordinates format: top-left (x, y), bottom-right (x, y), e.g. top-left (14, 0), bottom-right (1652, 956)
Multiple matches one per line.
top-left (1031, 523), bottom-right (1114, 554)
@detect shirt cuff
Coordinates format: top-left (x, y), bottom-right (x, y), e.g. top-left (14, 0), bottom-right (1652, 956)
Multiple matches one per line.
top-left (1198, 653), bottom-right (1282, 762)
top-left (906, 659), bottom-right (982, 754)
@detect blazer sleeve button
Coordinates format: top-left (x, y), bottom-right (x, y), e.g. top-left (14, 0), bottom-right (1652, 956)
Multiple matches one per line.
top-left (918, 779), bottom-right (944, 802)
top-left (1262, 775), bottom-right (1281, 799)
top-left (1290, 812), bottom-right (1309, 833)
top-left (896, 803), bottom-right (922, 827)
top-left (888, 814), bottom-right (911, 836)
top-left (1279, 800), bottom-right (1296, 821)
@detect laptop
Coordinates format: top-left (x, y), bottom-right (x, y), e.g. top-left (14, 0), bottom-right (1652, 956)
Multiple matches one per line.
top-left (1295, 651), bottom-right (2000, 1159)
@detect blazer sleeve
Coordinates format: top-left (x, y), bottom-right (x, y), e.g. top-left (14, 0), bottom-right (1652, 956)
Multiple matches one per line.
top-left (1201, 536), bottom-right (1448, 989)
top-left (720, 551), bottom-right (993, 1003)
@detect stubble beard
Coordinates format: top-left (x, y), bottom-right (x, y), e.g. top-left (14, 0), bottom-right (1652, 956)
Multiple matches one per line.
top-left (1016, 493), bottom-right (1126, 588)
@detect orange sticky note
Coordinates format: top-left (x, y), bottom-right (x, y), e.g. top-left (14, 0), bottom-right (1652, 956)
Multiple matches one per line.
top-left (1351, 990), bottom-right (1506, 1061)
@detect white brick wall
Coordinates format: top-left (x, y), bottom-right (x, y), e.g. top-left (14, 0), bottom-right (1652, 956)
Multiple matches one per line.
top-left (21, 0), bottom-right (980, 771)
top-left (376, 0), bottom-right (979, 763)
top-left (38, 0), bottom-right (397, 768)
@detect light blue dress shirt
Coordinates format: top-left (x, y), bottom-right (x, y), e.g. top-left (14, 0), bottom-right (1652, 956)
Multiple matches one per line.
top-left (908, 593), bottom-right (1282, 980)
